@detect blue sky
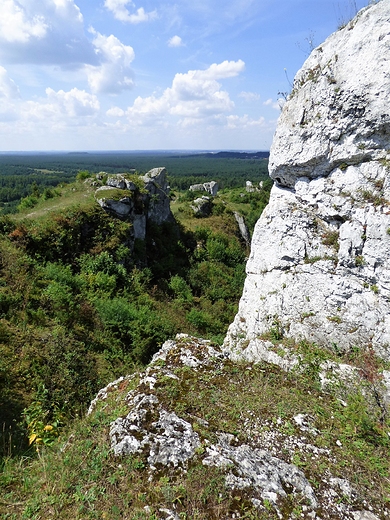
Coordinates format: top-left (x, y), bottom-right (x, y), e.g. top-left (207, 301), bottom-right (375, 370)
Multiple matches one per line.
top-left (0, 0), bottom-right (371, 151)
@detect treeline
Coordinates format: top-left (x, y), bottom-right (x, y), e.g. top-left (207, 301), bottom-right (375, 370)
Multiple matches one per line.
top-left (0, 153), bottom-right (270, 213)
top-left (0, 162), bottom-right (76, 213)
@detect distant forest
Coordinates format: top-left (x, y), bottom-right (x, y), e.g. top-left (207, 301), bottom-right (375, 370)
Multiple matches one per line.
top-left (0, 151), bottom-right (270, 213)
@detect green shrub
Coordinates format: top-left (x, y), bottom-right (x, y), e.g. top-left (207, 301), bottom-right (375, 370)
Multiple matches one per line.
top-left (169, 275), bottom-right (193, 303)
top-left (18, 195), bottom-right (39, 211)
top-left (76, 170), bottom-right (92, 181)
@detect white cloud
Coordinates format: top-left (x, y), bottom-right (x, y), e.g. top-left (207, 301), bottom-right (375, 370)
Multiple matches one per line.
top-left (0, 0), bottom-right (48, 43)
top-left (168, 35), bottom-right (183, 47)
top-left (107, 106), bottom-right (125, 117)
top-left (124, 60), bottom-right (245, 126)
top-left (86, 31), bottom-right (135, 94)
top-left (22, 88), bottom-right (100, 123)
top-left (0, 0), bottom-right (96, 66)
top-left (195, 60), bottom-right (245, 80)
top-left (0, 69), bottom-right (19, 122)
top-left (239, 91), bottom-right (260, 101)
top-left (104, 0), bottom-right (157, 23)
top-left (0, 84), bottom-right (99, 131)
top-left (226, 114), bottom-right (265, 129)
top-left (264, 97), bottom-right (284, 110)
top-left (0, 66), bottom-right (20, 99)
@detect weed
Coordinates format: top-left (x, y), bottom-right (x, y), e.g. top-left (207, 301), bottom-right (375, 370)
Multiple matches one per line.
top-left (359, 188), bottom-right (387, 206)
top-left (327, 315), bottom-right (342, 324)
top-left (355, 255), bottom-right (365, 267)
top-left (301, 312), bottom-right (315, 321)
top-left (321, 230), bottom-right (339, 251)
top-left (304, 255), bottom-right (323, 264)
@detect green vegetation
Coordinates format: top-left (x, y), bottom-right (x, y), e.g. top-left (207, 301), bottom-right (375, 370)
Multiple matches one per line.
top-left (0, 151), bottom-right (269, 215)
top-left (0, 153), bottom-right (388, 518)
top-left (0, 338), bottom-right (388, 519)
top-left (0, 156), bottom-right (272, 462)
top-left (321, 229), bottom-right (339, 251)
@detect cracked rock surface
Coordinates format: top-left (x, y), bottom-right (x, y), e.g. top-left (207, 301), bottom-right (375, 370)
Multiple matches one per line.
top-left (94, 335), bottom-right (387, 519)
top-left (225, 0), bottom-right (390, 360)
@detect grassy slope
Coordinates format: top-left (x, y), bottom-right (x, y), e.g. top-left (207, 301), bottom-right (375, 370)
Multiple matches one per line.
top-left (0, 176), bottom-right (259, 454)
top-left (0, 338), bottom-right (389, 519)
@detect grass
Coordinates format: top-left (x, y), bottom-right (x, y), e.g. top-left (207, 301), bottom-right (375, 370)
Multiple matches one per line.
top-left (1, 337), bottom-right (389, 519)
top-left (13, 182), bottom-right (96, 222)
top-left (321, 230), bottom-right (339, 251)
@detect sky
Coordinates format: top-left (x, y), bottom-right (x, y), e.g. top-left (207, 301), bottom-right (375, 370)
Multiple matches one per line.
top-left (0, 0), bottom-right (371, 151)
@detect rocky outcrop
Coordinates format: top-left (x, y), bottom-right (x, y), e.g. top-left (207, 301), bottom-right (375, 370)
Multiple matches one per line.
top-left (85, 5), bottom-right (390, 519)
top-left (226, 0), bottom-right (390, 360)
top-left (189, 181), bottom-right (218, 196)
top-left (89, 335), bottom-right (386, 519)
top-left (190, 196), bottom-right (213, 217)
top-left (95, 167), bottom-right (173, 240)
top-left (233, 211), bottom-right (250, 246)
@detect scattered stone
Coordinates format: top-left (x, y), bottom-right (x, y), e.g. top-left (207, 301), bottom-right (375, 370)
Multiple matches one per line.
top-left (352, 512), bottom-right (381, 520)
top-left (203, 433), bottom-right (318, 510)
top-left (86, 334), bottom-right (386, 518)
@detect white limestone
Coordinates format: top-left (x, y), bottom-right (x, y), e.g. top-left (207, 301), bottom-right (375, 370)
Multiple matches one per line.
top-left (225, 0), bottom-right (390, 360)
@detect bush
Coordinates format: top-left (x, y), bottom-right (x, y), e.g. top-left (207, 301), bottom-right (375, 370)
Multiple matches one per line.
top-left (94, 297), bottom-right (174, 362)
top-left (76, 170), bottom-right (92, 181)
top-left (18, 195), bottom-right (39, 211)
top-left (169, 275), bottom-right (193, 303)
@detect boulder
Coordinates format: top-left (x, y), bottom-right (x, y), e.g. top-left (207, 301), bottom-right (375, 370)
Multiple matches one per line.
top-left (246, 180), bottom-right (255, 193)
top-left (189, 181), bottom-right (218, 196)
top-left (141, 167), bottom-right (173, 225)
top-left (189, 183), bottom-right (205, 192)
top-left (225, 1), bottom-right (390, 360)
top-left (106, 174), bottom-right (127, 190)
top-left (203, 181), bottom-right (218, 196)
top-left (190, 196), bottom-right (212, 217)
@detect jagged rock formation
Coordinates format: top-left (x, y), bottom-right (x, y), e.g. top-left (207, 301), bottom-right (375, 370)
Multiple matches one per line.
top-left (226, 0), bottom-right (390, 360)
top-left (189, 181), bottom-right (218, 196)
top-left (95, 167), bottom-right (173, 239)
top-left (90, 335), bottom-right (385, 519)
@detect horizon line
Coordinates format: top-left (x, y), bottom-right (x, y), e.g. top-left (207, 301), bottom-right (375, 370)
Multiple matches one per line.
top-left (0, 149), bottom-right (270, 155)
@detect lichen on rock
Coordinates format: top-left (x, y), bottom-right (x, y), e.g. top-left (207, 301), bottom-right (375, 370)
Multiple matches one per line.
top-left (95, 167), bottom-right (173, 240)
top-left (225, 0), bottom-right (390, 360)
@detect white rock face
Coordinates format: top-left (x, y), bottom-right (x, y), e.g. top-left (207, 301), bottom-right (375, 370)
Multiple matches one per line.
top-left (95, 167), bottom-right (173, 239)
top-left (226, 1), bottom-right (390, 359)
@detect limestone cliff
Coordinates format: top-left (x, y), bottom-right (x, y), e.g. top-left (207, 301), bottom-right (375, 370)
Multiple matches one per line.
top-left (225, 0), bottom-right (390, 361)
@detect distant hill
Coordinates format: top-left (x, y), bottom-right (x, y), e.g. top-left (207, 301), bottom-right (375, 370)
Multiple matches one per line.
top-left (183, 151), bottom-right (270, 159)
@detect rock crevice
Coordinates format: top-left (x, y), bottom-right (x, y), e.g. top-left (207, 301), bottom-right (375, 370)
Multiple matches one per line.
top-left (225, 0), bottom-right (390, 360)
